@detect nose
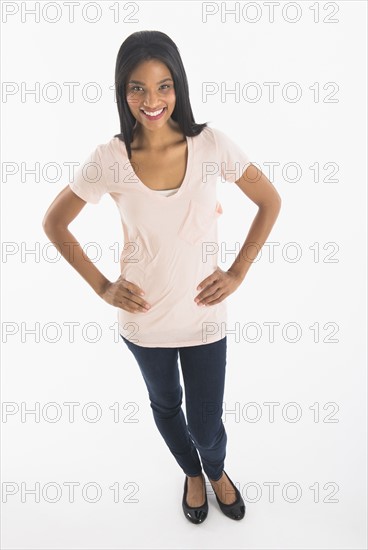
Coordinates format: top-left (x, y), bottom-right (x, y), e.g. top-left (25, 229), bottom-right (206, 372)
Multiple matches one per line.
top-left (143, 90), bottom-right (162, 108)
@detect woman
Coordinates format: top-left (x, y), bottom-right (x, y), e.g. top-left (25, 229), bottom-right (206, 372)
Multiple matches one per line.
top-left (42, 30), bottom-right (281, 524)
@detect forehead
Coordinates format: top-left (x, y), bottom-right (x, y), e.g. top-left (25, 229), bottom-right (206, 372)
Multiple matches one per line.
top-left (128, 59), bottom-right (172, 81)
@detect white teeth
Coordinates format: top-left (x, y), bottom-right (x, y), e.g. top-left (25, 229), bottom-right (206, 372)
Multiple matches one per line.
top-left (142, 108), bottom-right (165, 116)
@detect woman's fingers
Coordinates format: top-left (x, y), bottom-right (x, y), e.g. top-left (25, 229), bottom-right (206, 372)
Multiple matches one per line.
top-left (120, 280), bottom-right (151, 313)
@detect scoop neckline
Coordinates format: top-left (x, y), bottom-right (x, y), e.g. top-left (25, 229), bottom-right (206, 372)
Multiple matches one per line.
top-left (117, 134), bottom-right (193, 200)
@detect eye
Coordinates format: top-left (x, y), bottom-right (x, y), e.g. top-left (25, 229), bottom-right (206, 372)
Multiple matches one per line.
top-left (128, 84), bottom-right (172, 92)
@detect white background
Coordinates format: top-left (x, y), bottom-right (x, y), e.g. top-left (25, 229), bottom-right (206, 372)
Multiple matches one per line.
top-left (1, 1), bottom-right (367, 549)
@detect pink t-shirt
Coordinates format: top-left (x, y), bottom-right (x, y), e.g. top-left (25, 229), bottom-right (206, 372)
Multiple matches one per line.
top-left (69, 126), bottom-right (251, 347)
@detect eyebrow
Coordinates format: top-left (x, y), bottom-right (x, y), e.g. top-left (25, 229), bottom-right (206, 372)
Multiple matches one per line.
top-left (127, 78), bottom-right (173, 85)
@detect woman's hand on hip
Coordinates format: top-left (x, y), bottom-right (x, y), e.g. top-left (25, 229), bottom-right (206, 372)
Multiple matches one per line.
top-left (99, 275), bottom-right (151, 313)
top-left (194, 267), bottom-right (243, 306)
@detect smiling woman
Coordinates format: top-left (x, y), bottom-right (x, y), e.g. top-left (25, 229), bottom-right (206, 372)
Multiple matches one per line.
top-left (122, 58), bottom-right (190, 191)
top-left (127, 73), bottom-right (172, 121)
top-left (42, 29), bottom-right (281, 526)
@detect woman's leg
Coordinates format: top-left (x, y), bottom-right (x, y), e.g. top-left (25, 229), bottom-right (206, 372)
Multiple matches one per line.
top-left (179, 336), bottom-right (227, 482)
top-left (120, 335), bottom-right (203, 476)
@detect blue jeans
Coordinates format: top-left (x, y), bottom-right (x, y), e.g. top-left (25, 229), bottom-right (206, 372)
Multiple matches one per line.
top-left (120, 335), bottom-right (227, 481)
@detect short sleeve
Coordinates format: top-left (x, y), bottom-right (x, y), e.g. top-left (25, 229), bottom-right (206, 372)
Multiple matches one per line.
top-left (212, 127), bottom-right (251, 184)
top-left (69, 145), bottom-right (108, 204)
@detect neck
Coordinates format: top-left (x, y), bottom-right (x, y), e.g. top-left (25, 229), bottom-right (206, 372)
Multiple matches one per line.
top-left (133, 120), bottom-right (181, 151)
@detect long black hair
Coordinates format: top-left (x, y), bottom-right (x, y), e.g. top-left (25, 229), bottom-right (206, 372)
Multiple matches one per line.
top-left (113, 30), bottom-right (208, 159)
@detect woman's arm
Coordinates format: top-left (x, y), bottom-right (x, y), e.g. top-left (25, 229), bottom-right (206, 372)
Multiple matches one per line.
top-left (42, 185), bottom-right (151, 313)
top-left (42, 185), bottom-right (110, 297)
top-left (227, 164), bottom-right (282, 282)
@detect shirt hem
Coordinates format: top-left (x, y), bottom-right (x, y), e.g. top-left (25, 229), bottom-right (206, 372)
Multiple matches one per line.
top-left (119, 332), bottom-right (226, 348)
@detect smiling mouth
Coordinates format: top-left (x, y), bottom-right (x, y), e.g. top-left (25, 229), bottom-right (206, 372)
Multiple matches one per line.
top-left (140, 107), bottom-right (166, 119)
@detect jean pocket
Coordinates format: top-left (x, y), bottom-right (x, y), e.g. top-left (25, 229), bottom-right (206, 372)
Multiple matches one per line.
top-left (177, 199), bottom-right (223, 245)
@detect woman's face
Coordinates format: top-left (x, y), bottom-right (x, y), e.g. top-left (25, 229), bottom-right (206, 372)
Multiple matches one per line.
top-left (125, 59), bottom-right (176, 131)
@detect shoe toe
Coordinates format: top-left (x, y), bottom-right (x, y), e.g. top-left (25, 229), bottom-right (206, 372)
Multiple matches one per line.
top-left (182, 475), bottom-right (208, 524)
top-left (185, 508), bottom-right (207, 524)
top-left (194, 509), bottom-right (207, 522)
top-left (212, 471), bottom-right (247, 521)
top-left (230, 504), bottom-right (246, 520)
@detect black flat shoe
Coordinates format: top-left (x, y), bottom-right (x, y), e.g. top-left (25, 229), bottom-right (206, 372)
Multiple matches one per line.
top-left (182, 473), bottom-right (208, 524)
top-left (210, 470), bottom-right (246, 520)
